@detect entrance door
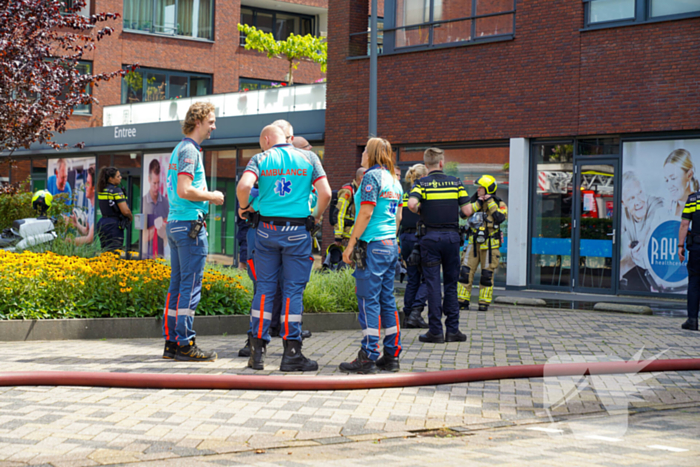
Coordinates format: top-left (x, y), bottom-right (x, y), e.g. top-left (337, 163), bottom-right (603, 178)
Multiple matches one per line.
top-left (573, 159), bottom-right (619, 292)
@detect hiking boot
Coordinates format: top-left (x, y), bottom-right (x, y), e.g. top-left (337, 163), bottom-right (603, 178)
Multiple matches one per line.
top-left (376, 350), bottom-right (400, 372)
top-left (238, 335), bottom-right (251, 357)
top-left (175, 341), bottom-right (217, 362)
top-left (339, 349), bottom-right (378, 374)
top-left (681, 318), bottom-right (699, 331)
top-left (478, 304), bottom-right (489, 312)
top-left (163, 340), bottom-right (177, 359)
top-left (458, 300), bottom-right (470, 310)
top-left (446, 330), bottom-right (467, 342)
top-left (419, 331), bottom-right (445, 344)
top-left (280, 339), bottom-right (318, 372)
top-left (248, 337), bottom-right (266, 370)
top-left (405, 307), bottom-right (429, 329)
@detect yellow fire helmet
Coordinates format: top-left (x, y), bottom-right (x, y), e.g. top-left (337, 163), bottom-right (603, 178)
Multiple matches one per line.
top-left (31, 190), bottom-right (53, 207)
top-left (475, 175), bottom-right (497, 195)
top-left (31, 190), bottom-right (53, 215)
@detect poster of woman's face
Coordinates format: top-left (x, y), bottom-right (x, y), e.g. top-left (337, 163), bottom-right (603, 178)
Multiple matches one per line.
top-left (621, 139), bottom-right (700, 294)
top-left (142, 154), bottom-right (170, 259)
top-left (47, 157), bottom-right (97, 244)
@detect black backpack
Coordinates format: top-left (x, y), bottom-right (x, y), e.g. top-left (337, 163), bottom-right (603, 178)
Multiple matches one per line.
top-left (328, 183), bottom-right (354, 226)
top-left (328, 190), bottom-right (340, 226)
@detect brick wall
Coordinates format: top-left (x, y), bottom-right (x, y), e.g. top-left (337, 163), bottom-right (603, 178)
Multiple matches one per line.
top-left (323, 0), bottom-right (700, 250)
top-left (66, 0), bottom-right (326, 129)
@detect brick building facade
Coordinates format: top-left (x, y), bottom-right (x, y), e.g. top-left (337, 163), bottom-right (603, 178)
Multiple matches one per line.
top-left (1, 0), bottom-right (328, 183)
top-left (324, 0), bottom-right (700, 296)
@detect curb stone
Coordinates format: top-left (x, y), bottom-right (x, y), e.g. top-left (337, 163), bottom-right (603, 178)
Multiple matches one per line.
top-left (593, 303), bottom-right (653, 315)
top-left (0, 312), bottom-right (406, 342)
top-left (493, 296), bottom-right (547, 307)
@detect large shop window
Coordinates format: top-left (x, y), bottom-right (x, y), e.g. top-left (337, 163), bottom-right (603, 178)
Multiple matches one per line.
top-left (121, 67), bottom-right (212, 104)
top-left (123, 0), bottom-right (213, 40)
top-left (240, 6), bottom-right (314, 46)
top-left (391, 0), bottom-right (515, 50)
top-left (585, 0), bottom-right (700, 27)
top-left (530, 143), bottom-right (574, 287)
top-left (399, 145), bottom-right (510, 285)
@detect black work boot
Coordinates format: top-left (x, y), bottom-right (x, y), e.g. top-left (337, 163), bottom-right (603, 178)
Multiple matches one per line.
top-left (682, 318), bottom-right (699, 331)
top-left (478, 304), bottom-right (489, 312)
top-left (339, 349), bottom-right (379, 374)
top-left (175, 340), bottom-right (217, 362)
top-left (376, 350), bottom-right (400, 372)
top-left (163, 340), bottom-right (177, 359)
top-left (280, 339), bottom-right (318, 372)
top-left (238, 335), bottom-right (251, 357)
top-left (248, 337), bottom-right (266, 370)
top-left (458, 300), bottom-right (470, 310)
top-left (405, 307), bottom-right (429, 329)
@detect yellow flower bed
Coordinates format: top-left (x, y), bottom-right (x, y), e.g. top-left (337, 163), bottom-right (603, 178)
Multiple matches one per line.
top-left (0, 250), bottom-right (251, 320)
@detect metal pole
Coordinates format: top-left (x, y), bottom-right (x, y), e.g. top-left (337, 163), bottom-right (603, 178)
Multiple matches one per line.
top-left (369, 0), bottom-right (378, 137)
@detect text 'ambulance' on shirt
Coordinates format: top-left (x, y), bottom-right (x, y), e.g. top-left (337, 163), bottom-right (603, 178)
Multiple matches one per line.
top-left (243, 144), bottom-right (326, 219)
top-left (354, 165), bottom-right (403, 243)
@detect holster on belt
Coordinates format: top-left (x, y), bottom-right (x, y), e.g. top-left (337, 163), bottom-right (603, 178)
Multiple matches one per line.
top-left (244, 211), bottom-right (261, 228)
top-left (353, 240), bottom-right (368, 270)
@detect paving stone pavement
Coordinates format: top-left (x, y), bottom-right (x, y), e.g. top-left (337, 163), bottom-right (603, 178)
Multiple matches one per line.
top-left (0, 305), bottom-right (699, 466)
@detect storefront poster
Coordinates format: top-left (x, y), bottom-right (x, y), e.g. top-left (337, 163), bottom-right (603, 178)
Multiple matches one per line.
top-left (621, 139), bottom-right (700, 293)
top-left (47, 157), bottom-right (96, 245)
top-left (142, 154), bottom-right (170, 259)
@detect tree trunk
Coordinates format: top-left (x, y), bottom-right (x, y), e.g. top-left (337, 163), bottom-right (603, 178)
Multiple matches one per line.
top-left (288, 59), bottom-right (294, 85)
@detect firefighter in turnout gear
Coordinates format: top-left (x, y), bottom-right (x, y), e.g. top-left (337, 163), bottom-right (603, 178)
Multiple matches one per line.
top-left (457, 175), bottom-right (508, 311)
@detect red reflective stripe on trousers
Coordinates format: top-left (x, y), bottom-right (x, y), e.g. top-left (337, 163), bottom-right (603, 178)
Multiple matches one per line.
top-left (258, 295), bottom-right (266, 339)
top-left (164, 293), bottom-right (171, 340)
top-left (247, 259), bottom-right (257, 280)
top-left (377, 316), bottom-right (381, 351)
top-left (393, 309), bottom-right (401, 357)
top-left (284, 298), bottom-right (290, 339)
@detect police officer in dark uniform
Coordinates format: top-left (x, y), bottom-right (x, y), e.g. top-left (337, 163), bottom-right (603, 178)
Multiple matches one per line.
top-left (679, 191), bottom-right (700, 331)
top-left (400, 164), bottom-right (429, 328)
top-left (96, 167), bottom-right (132, 251)
top-left (407, 148), bottom-right (471, 343)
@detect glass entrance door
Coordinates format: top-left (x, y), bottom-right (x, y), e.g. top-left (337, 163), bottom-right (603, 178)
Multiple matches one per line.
top-left (573, 160), bottom-right (618, 292)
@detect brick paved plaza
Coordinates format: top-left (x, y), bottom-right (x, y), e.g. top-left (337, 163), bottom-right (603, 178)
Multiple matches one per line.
top-left (1, 305), bottom-right (699, 466)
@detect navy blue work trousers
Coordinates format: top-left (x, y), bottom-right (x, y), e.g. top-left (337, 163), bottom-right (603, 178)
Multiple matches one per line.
top-left (687, 249), bottom-right (700, 321)
top-left (400, 232), bottom-right (427, 314)
top-left (419, 230), bottom-right (461, 336)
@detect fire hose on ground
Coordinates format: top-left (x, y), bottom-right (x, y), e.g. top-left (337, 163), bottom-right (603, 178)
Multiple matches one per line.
top-left (1, 359), bottom-right (699, 390)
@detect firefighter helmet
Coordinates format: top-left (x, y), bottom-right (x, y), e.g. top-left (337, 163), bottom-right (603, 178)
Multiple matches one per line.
top-left (475, 175), bottom-right (497, 195)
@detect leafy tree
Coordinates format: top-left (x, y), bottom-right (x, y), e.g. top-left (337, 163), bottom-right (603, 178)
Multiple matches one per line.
top-left (0, 0), bottom-right (131, 158)
top-left (237, 24), bottom-right (327, 85)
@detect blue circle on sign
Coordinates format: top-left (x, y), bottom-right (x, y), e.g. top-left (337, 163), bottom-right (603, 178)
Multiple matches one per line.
top-left (647, 220), bottom-right (686, 284)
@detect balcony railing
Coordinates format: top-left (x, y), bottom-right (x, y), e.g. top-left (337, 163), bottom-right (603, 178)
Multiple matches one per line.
top-left (103, 83), bottom-right (326, 127)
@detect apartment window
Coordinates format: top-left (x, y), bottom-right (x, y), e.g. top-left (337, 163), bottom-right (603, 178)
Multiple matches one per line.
top-left (73, 61), bottom-right (92, 114)
top-left (123, 0), bottom-right (213, 40)
top-left (391, 0), bottom-right (515, 50)
top-left (585, 0), bottom-right (700, 27)
top-left (239, 6), bottom-right (314, 46)
top-left (238, 78), bottom-right (288, 91)
top-left (121, 67), bottom-right (212, 104)
top-left (60, 0), bottom-right (91, 16)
